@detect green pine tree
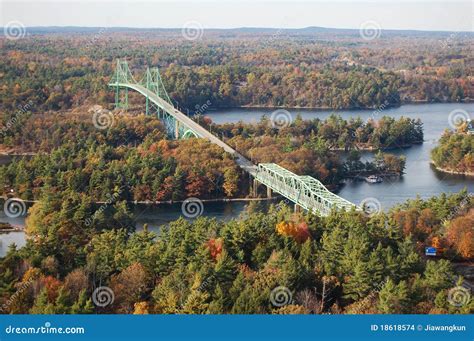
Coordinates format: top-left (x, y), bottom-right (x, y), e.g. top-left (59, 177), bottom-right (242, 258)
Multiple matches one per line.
top-left (377, 279), bottom-right (409, 314)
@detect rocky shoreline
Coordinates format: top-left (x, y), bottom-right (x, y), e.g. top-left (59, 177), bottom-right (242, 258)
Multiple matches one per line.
top-left (431, 162), bottom-right (474, 177)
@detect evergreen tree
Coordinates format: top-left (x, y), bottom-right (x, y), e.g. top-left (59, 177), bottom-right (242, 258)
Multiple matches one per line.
top-left (377, 279), bottom-right (409, 314)
top-left (423, 260), bottom-right (454, 292)
top-left (71, 289), bottom-right (94, 314)
top-left (343, 262), bottom-right (372, 300)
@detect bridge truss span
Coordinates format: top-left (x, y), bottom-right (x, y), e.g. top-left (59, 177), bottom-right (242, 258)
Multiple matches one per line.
top-left (255, 163), bottom-right (358, 216)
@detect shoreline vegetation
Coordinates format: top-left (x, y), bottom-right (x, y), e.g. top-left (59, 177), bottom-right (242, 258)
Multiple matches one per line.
top-left (0, 222), bottom-right (23, 233)
top-left (0, 195), bottom-right (281, 206)
top-left (431, 162), bottom-right (474, 177)
top-left (430, 129), bottom-right (474, 177)
top-left (233, 99), bottom-right (474, 111)
top-left (0, 113), bottom-right (417, 204)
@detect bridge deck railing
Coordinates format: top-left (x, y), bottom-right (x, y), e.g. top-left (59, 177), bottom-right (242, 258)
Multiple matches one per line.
top-left (255, 163), bottom-right (358, 216)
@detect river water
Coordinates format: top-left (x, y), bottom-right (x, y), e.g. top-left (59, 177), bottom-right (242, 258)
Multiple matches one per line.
top-left (206, 103), bottom-right (474, 209)
top-left (1, 103), bottom-right (473, 256)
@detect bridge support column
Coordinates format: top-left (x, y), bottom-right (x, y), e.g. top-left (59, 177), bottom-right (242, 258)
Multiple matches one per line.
top-left (294, 204), bottom-right (301, 213)
top-left (146, 95), bottom-right (149, 115)
top-left (251, 178), bottom-right (259, 197)
top-left (266, 187), bottom-right (272, 198)
top-left (114, 87), bottom-right (128, 110)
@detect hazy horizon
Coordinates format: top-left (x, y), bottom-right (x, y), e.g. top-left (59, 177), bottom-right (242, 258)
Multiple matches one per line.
top-left (1, 0), bottom-right (473, 32)
top-left (1, 25), bottom-right (473, 33)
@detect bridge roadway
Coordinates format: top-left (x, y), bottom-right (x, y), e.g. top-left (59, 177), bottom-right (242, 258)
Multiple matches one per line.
top-left (112, 82), bottom-right (257, 176)
top-left (111, 80), bottom-right (358, 215)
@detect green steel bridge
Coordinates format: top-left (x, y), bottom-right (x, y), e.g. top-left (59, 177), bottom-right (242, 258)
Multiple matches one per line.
top-left (109, 60), bottom-right (358, 216)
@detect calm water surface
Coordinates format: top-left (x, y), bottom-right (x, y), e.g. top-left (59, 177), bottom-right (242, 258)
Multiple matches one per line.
top-left (208, 103), bottom-right (474, 207)
top-left (1, 103), bottom-right (473, 256)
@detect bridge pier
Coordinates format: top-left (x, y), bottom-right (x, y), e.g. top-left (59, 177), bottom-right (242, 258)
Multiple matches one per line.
top-left (251, 178), bottom-right (259, 197)
top-left (266, 187), bottom-right (272, 198)
top-left (294, 204), bottom-right (301, 213)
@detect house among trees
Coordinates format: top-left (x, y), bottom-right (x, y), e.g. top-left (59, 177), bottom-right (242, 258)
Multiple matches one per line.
top-left (467, 120), bottom-right (474, 135)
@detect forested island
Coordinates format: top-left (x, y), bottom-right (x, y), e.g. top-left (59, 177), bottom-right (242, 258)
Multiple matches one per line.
top-left (0, 112), bottom-right (420, 201)
top-left (431, 127), bottom-right (474, 176)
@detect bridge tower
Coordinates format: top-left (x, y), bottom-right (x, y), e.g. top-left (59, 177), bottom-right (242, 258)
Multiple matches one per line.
top-left (112, 60), bottom-right (135, 109)
top-left (142, 67), bottom-right (188, 139)
top-left (144, 67), bottom-right (172, 117)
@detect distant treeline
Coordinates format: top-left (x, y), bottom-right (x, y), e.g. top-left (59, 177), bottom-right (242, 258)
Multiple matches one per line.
top-left (0, 32), bottom-right (471, 114)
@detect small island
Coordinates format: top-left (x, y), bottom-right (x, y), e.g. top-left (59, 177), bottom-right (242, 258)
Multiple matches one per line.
top-left (0, 222), bottom-right (22, 233)
top-left (431, 126), bottom-right (474, 176)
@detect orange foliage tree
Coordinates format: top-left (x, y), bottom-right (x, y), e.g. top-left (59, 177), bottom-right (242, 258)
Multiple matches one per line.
top-left (446, 210), bottom-right (474, 259)
top-left (276, 215), bottom-right (311, 243)
top-left (207, 238), bottom-right (223, 261)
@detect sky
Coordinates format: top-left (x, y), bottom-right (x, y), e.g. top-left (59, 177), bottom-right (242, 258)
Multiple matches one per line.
top-left (0, 0), bottom-right (473, 32)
